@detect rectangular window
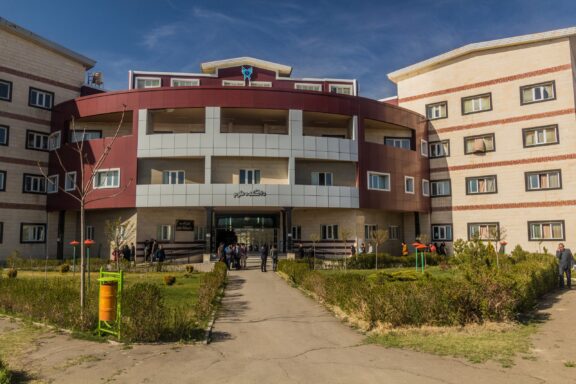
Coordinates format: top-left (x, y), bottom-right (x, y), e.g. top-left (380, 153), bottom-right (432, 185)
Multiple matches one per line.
top-left (422, 179), bottom-right (430, 196)
top-left (239, 169), bottom-right (261, 184)
top-left (295, 83), bottom-right (322, 92)
top-left (70, 130), bottom-right (102, 142)
top-left (462, 93), bottom-right (492, 114)
top-left (86, 225), bottom-right (95, 241)
top-left (94, 169), bottom-right (120, 189)
top-left (0, 79), bottom-right (12, 101)
top-left (429, 140), bottom-right (449, 158)
top-left (291, 225), bottom-right (302, 240)
top-left (329, 84), bottom-right (353, 95)
top-left (468, 223), bottom-right (499, 241)
top-left (158, 224), bottom-right (172, 241)
top-left (431, 180), bottom-right (451, 197)
top-left (420, 139), bottom-right (428, 157)
top-left (64, 171), bottom-right (77, 191)
top-left (522, 125), bottom-right (558, 147)
top-left (23, 174), bottom-right (46, 194)
top-left (426, 101), bottom-right (447, 120)
top-left (466, 175), bottom-right (497, 194)
top-left (162, 170), bottom-right (185, 184)
top-left (29, 87), bottom-right (54, 109)
top-left (47, 174), bottom-right (58, 194)
top-left (195, 226), bottom-right (206, 241)
top-left (0, 222), bottom-right (3, 243)
top-left (311, 172), bottom-right (333, 186)
top-left (222, 80), bottom-right (245, 86)
top-left (0, 170), bottom-right (5, 192)
top-left (464, 133), bottom-right (495, 154)
top-left (135, 77), bottom-right (161, 89)
top-left (525, 170), bottom-right (561, 191)
top-left (389, 225), bottom-right (399, 240)
top-left (384, 137), bottom-right (411, 149)
top-left (26, 130), bottom-right (49, 151)
top-left (528, 221), bottom-right (564, 241)
top-left (367, 172), bottom-right (390, 191)
top-left (48, 131), bottom-right (61, 150)
top-left (321, 224), bottom-right (339, 240)
top-left (432, 224), bottom-right (452, 241)
top-left (365, 224), bottom-right (378, 240)
top-left (171, 78), bottom-right (200, 87)
top-left (0, 125), bottom-right (8, 146)
top-left (521, 81), bottom-right (555, 104)
top-left (250, 81), bottom-right (272, 88)
top-left (405, 176), bottom-right (415, 194)
top-left (20, 223), bottom-right (46, 243)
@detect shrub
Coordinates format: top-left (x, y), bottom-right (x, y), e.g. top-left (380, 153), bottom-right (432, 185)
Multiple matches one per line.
top-left (194, 262), bottom-right (227, 321)
top-left (347, 253), bottom-right (442, 270)
top-left (278, 259), bottom-right (310, 284)
top-left (60, 264), bottom-right (70, 273)
top-left (122, 283), bottom-right (166, 342)
top-left (0, 358), bottom-right (11, 384)
top-left (163, 275), bottom-right (176, 286)
top-left (185, 265), bottom-right (194, 273)
top-left (6, 269), bottom-right (17, 279)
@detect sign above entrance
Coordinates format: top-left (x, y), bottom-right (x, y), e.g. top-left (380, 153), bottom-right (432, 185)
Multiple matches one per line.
top-left (233, 189), bottom-right (267, 198)
top-left (175, 220), bottom-right (194, 231)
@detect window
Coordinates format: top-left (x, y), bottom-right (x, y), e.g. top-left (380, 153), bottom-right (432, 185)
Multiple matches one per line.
top-left (429, 140), bottom-right (449, 158)
top-left (163, 170), bottom-right (185, 184)
top-left (47, 174), bottom-right (58, 194)
top-left (222, 80), bottom-right (245, 86)
top-left (384, 137), bottom-right (411, 149)
top-left (389, 225), bottom-right (399, 240)
top-left (420, 139), bottom-right (428, 157)
top-left (0, 222), bottom-right (3, 243)
top-left (0, 79), bottom-right (12, 101)
top-left (86, 225), bottom-right (95, 241)
top-left (468, 223), bottom-right (499, 241)
top-left (23, 174), bottom-right (46, 194)
top-left (432, 224), bottom-right (452, 241)
top-left (367, 172), bottom-right (390, 191)
top-left (522, 125), bottom-right (558, 147)
top-left (329, 84), bottom-right (353, 95)
top-left (291, 225), bottom-right (302, 240)
top-left (365, 224), bottom-right (378, 240)
top-left (422, 179), bottom-right (430, 196)
top-left (431, 180), bottom-right (451, 197)
top-left (0, 125), bottom-right (8, 146)
top-left (135, 77), bottom-right (161, 89)
top-left (321, 224), bottom-right (338, 240)
top-left (158, 224), bottom-right (172, 241)
top-left (29, 87), bottom-right (54, 109)
top-left (426, 101), bottom-right (447, 120)
top-left (525, 170), bottom-right (561, 191)
top-left (466, 175), bottom-right (497, 194)
top-left (0, 170), bottom-right (5, 191)
top-left (521, 81), bottom-right (555, 104)
top-left (171, 78), bottom-right (200, 87)
top-left (195, 226), bottom-right (206, 241)
top-left (250, 81), bottom-right (272, 88)
top-left (20, 223), bottom-right (46, 243)
top-left (48, 131), bottom-right (61, 150)
top-left (528, 221), bottom-right (564, 241)
top-left (26, 130), bottom-right (48, 151)
top-left (295, 83), bottom-right (322, 92)
top-left (311, 172), bottom-right (333, 186)
top-left (64, 171), bottom-right (77, 192)
top-left (464, 133), bottom-right (495, 154)
top-left (70, 130), bottom-right (102, 142)
top-left (405, 176), bottom-right (415, 194)
top-left (239, 169), bottom-right (260, 184)
top-left (94, 169), bottom-right (120, 189)
top-left (462, 93), bottom-right (492, 114)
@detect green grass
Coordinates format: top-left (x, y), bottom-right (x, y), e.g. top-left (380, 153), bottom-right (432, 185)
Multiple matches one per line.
top-left (319, 266), bottom-right (458, 279)
top-left (367, 322), bottom-right (538, 367)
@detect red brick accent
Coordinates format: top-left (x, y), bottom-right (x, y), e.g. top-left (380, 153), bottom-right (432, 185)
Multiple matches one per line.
top-left (433, 108), bottom-right (575, 134)
top-left (0, 156), bottom-right (48, 167)
top-left (430, 153), bottom-right (576, 173)
top-left (0, 110), bottom-right (50, 126)
top-left (0, 65), bottom-right (81, 92)
top-left (398, 64), bottom-right (572, 103)
top-left (433, 200), bottom-right (576, 211)
top-left (0, 202), bottom-right (46, 211)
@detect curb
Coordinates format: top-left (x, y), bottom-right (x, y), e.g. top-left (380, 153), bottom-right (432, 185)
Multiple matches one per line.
top-left (203, 284), bottom-right (226, 345)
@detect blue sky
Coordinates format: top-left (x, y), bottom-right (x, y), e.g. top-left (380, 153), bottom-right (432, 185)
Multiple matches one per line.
top-left (2, 0), bottom-right (576, 99)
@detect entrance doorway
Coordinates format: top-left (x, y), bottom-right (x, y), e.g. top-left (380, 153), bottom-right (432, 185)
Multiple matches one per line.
top-left (215, 213), bottom-right (279, 254)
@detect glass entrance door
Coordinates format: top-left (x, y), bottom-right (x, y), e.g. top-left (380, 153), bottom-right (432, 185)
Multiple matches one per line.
top-left (214, 213), bottom-right (280, 253)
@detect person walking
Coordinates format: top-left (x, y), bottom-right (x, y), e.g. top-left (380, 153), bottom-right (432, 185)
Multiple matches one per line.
top-left (260, 243), bottom-right (269, 272)
top-left (240, 243), bottom-right (247, 269)
top-left (360, 243), bottom-right (366, 254)
top-left (130, 242), bottom-right (136, 264)
top-left (150, 239), bottom-right (158, 261)
top-left (143, 240), bottom-right (150, 262)
top-left (270, 244), bottom-right (279, 272)
top-left (556, 243), bottom-right (574, 289)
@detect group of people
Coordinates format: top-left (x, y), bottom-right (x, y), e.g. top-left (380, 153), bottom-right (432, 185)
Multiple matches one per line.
top-left (111, 242), bottom-right (136, 262)
top-left (217, 242), bottom-right (279, 272)
top-left (143, 239), bottom-right (166, 263)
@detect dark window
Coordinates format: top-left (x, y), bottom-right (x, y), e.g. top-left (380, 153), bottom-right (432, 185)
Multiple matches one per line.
top-left (0, 125), bottom-right (9, 146)
top-left (0, 222), bottom-right (3, 243)
top-left (525, 170), bottom-right (562, 191)
top-left (425, 101), bottom-right (447, 120)
top-left (20, 223), bottom-right (47, 243)
top-left (23, 173), bottom-right (46, 194)
top-left (431, 180), bottom-right (451, 197)
top-left (520, 81), bottom-right (556, 105)
top-left (432, 224), bottom-right (452, 241)
top-left (429, 140), bottom-right (450, 158)
top-left (0, 170), bottom-right (6, 191)
top-left (0, 79), bottom-right (12, 102)
top-left (29, 87), bottom-right (54, 110)
top-left (26, 130), bottom-right (49, 151)
top-left (465, 175), bottom-right (497, 195)
top-left (384, 137), bottom-right (411, 149)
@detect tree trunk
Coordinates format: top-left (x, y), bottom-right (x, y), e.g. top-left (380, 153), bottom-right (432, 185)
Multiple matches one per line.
top-left (80, 203), bottom-right (86, 318)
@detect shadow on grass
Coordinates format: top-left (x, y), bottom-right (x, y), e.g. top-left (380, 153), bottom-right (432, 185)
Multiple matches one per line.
top-left (9, 368), bottom-right (37, 384)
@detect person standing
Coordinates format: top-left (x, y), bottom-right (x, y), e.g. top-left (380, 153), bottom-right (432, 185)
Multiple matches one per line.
top-left (350, 244), bottom-right (356, 257)
top-left (260, 244), bottom-right (269, 272)
top-left (143, 240), bottom-right (150, 262)
top-left (360, 243), bottom-right (366, 254)
top-left (270, 244), bottom-right (278, 272)
top-left (151, 239), bottom-right (158, 261)
top-left (240, 243), bottom-right (247, 269)
top-left (401, 242), bottom-right (408, 256)
top-left (155, 245), bottom-right (166, 263)
top-left (297, 243), bottom-right (305, 259)
top-left (130, 242), bottom-right (136, 263)
top-left (556, 243), bottom-right (574, 289)
top-left (368, 243), bottom-right (373, 254)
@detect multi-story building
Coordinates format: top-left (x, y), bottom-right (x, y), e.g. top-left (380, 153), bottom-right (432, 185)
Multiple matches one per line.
top-left (0, 18), bottom-right (95, 260)
top-left (45, 57), bottom-right (429, 260)
top-left (389, 27), bottom-right (576, 252)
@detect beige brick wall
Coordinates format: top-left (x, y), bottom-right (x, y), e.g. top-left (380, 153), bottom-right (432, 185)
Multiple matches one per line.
top-left (0, 208), bottom-right (49, 260)
top-left (138, 158), bottom-right (204, 184)
top-left (294, 160), bottom-right (356, 186)
top-left (212, 157), bottom-right (289, 184)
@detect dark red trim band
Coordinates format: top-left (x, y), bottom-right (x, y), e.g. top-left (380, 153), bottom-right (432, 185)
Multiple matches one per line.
top-left (0, 65), bottom-right (81, 92)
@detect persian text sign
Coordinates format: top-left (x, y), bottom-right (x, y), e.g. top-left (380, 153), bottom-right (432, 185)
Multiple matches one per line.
top-left (233, 189), bottom-right (267, 198)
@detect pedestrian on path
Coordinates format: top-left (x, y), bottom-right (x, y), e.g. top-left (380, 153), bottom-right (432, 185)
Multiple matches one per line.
top-left (260, 244), bottom-right (268, 272)
top-left (556, 243), bottom-right (574, 289)
top-left (270, 244), bottom-right (278, 271)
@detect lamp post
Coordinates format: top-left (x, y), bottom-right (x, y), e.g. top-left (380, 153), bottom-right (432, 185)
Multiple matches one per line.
top-left (84, 239), bottom-right (95, 290)
top-left (70, 240), bottom-right (80, 275)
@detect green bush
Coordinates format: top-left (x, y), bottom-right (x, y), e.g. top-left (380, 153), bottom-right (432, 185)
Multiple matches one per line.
top-left (122, 283), bottom-right (166, 342)
top-left (163, 275), bottom-right (176, 286)
top-left (347, 253), bottom-right (443, 269)
top-left (185, 265), bottom-right (195, 273)
top-left (278, 259), bottom-right (310, 284)
top-left (193, 262), bottom-right (227, 322)
top-left (59, 264), bottom-right (70, 273)
top-left (6, 269), bottom-right (16, 279)
top-left (0, 358), bottom-right (11, 384)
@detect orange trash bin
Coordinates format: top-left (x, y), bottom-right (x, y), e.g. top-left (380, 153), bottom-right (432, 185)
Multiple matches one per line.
top-left (99, 282), bottom-right (118, 321)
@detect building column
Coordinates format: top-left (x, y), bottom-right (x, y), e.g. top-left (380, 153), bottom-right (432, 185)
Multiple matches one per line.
top-left (288, 157), bottom-right (295, 185)
top-left (284, 207), bottom-right (293, 253)
top-left (205, 207), bottom-right (214, 254)
top-left (205, 156), bottom-right (212, 184)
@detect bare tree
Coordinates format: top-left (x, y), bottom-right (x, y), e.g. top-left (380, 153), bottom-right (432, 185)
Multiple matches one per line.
top-left (309, 233), bottom-right (320, 270)
top-left (489, 225), bottom-right (507, 270)
top-left (105, 217), bottom-right (136, 271)
top-left (38, 106), bottom-right (132, 318)
top-left (371, 229), bottom-right (389, 270)
top-left (340, 228), bottom-right (353, 272)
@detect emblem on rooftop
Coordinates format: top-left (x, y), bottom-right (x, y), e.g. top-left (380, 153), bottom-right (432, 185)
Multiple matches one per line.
top-left (241, 66), bottom-right (253, 81)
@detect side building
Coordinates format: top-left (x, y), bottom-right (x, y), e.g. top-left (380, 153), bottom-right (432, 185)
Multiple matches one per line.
top-left (389, 27), bottom-right (576, 252)
top-left (0, 17), bottom-right (95, 260)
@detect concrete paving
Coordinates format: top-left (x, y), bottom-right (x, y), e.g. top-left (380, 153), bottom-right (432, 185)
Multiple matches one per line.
top-left (2, 260), bottom-right (575, 383)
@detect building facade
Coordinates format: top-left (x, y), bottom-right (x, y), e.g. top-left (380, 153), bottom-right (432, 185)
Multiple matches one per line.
top-left (388, 27), bottom-right (576, 252)
top-left (0, 18), bottom-right (95, 260)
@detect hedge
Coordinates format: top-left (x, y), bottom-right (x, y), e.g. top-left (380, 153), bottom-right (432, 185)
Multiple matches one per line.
top-left (347, 253), bottom-right (444, 269)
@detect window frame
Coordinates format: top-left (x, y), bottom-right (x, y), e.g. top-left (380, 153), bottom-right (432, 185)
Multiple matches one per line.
top-left (0, 170), bottom-right (6, 192)
top-left (93, 168), bottom-right (120, 189)
top-left (311, 171), bottom-right (333, 186)
top-left (48, 131), bottom-right (61, 151)
top-left (425, 101), bottom-right (448, 120)
top-left (463, 133), bottom-right (496, 155)
top-left (134, 77), bottom-right (161, 89)
top-left (461, 92), bottom-right (492, 115)
top-left (422, 179), bottom-right (430, 197)
top-left (429, 140), bottom-right (450, 158)
top-left (250, 81), bottom-right (272, 88)
top-left (420, 139), bottom-right (429, 157)
top-left (0, 125), bottom-right (8, 146)
top-left (367, 171), bottom-right (391, 192)
top-left (22, 173), bottom-right (46, 194)
top-left (467, 222), bottom-right (500, 241)
top-left (26, 130), bottom-right (49, 151)
top-left (47, 174), bottom-right (59, 194)
top-left (170, 78), bottom-right (200, 87)
top-left (291, 225), bottom-right (302, 240)
top-left (364, 224), bottom-right (378, 240)
top-left (430, 179), bottom-right (451, 197)
top-left (465, 175), bottom-right (498, 195)
top-left (404, 176), bottom-right (415, 194)
top-left (522, 124), bottom-right (559, 148)
top-left (0, 222), bottom-right (3, 244)
top-left (158, 224), bottom-right (173, 241)
top-left (528, 220), bottom-right (565, 241)
top-left (70, 130), bottom-right (102, 143)
top-left (321, 224), bottom-right (339, 240)
top-left (525, 169), bottom-right (562, 191)
top-left (329, 84), bottom-right (353, 95)
top-left (432, 224), bottom-right (453, 241)
top-left (86, 225), bottom-right (95, 241)
top-left (64, 171), bottom-right (77, 192)
top-left (239, 169), bottom-right (261, 185)
top-left (162, 170), bottom-right (185, 185)
top-left (520, 81), bottom-right (556, 105)
top-left (20, 223), bottom-right (47, 243)
top-left (389, 225), bottom-right (400, 240)
top-left (28, 87), bottom-right (54, 110)
top-left (0, 79), bottom-right (12, 102)
top-left (222, 80), bottom-right (245, 87)
top-left (384, 136), bottom-right (412, 150)
top-left (294, 83), bottom-right (322, 92)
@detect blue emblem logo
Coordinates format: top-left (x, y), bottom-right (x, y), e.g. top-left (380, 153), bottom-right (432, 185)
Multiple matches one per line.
top-left (241, 66), bottom-right (253, 81)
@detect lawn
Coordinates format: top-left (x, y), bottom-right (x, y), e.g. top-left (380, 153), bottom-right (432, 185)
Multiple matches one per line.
top-left (318, 266), bottom-right (457, 279)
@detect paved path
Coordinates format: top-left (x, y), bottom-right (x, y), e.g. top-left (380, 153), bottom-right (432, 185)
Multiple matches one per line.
top-left (2, 261), bottom-right (575, 383)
